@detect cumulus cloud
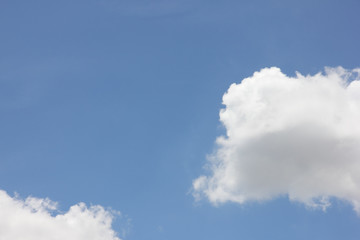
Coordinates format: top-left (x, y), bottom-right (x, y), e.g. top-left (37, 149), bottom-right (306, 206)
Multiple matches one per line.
top-left (193, 66), bottom-right (360, 213)
top-left (0, 190), bottom-right (122, 240)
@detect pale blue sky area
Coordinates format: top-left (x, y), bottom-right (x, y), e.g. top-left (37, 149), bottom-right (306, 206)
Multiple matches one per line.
top-left (1, 0), bottom-right (360, 239)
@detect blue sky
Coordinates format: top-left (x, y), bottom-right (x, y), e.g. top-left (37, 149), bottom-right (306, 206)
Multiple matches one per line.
top-left (1, 0), bottom-right (360, 239)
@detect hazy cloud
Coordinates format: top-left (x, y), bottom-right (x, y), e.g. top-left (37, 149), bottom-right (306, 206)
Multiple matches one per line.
top-left (0, 190), bottom-right (122, 240)
top-left (99, 0), bottom-right (197, 18)
top-left (193, 67), bottom-right (360, 213)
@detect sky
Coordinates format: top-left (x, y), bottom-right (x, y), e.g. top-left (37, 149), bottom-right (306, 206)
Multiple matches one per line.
top-left (1, 0), bottom-right (360, 239)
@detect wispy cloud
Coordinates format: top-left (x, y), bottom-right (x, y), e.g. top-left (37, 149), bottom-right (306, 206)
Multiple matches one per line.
top-left (193, 67), bottom-right (360, 213)
top-left (98, 0), bottom-right (198, 18)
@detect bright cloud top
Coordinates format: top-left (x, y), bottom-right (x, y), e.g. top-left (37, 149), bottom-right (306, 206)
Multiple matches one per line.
top-left (0, 190), bottom-right (121, 240)
top-left (193, 67), bottom-right (360, 213)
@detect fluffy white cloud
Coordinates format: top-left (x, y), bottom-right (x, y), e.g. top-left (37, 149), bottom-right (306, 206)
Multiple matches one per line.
top-left (193, 67), bottom-right (360, 213)
top-left (0, 190), bottom-right (122, 240)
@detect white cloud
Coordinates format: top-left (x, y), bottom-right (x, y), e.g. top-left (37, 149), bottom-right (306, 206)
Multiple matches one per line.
top-left (193, 66), bottom-right (360, 213)
top-left (0, 190), bottom-right (122, 240)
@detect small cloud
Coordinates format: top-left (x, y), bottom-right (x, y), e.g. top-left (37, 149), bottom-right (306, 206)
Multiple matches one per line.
top-left (0, 190), bottom-right (123, 240)
top-left (193, 66), bottom-right (360, 213)
top-left (157, 225), bottom-right (164, 233)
